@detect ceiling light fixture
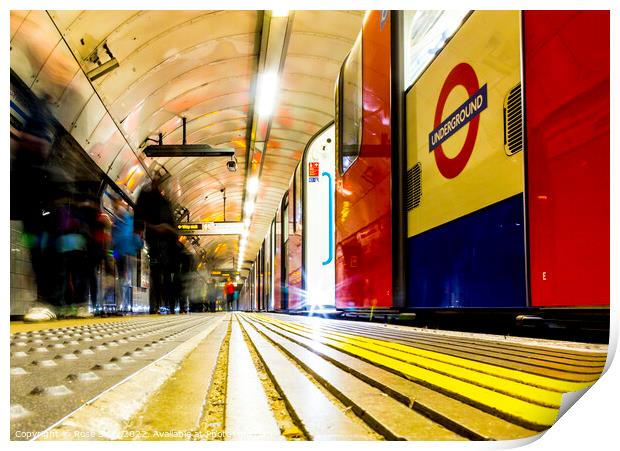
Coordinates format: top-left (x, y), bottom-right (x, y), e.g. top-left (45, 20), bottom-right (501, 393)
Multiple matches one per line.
top-left (247, 177), bottom-right (260, 194)
top-left (272, 9), bottom-right (289, 17)
top-left (244, 201), bottom-right (255, 216)
top-left (239, 8), bottom-right (292, 274)
top-left (256, 71), bottom-right (279, 117)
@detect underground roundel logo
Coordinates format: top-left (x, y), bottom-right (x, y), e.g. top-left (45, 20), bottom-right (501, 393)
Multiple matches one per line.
top-left (429, 63), bottom-right (488, 179)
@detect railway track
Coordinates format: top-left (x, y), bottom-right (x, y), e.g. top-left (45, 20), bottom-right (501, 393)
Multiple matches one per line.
top-left (10, 313), bottom-right (607, 441)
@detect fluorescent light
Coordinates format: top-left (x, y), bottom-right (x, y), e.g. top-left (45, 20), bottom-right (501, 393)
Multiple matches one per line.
top-left (272, 9), bottom-right (289, 17)
top-left (241, 229), bottom-right (249, 238)
top-left (256, 72), bottom-right (279, 117)
top-left (244, 201), bottom-right (255, 216)
top-left (244, 217), bottom-right (251, 227)
top-left (247, 177), bottom-right (259, 194)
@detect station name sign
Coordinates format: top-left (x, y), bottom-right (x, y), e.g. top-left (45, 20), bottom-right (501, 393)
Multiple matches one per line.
top-left (176, 221), bottom-right (244, 236)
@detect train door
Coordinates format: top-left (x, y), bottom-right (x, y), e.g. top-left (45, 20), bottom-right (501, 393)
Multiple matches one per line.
top-left (302, 123), bottom-right (336, 307)
top-left (335, 11), bottom-right (393, 310)
top-left (267, 220), bottom-right (275, 310)
top-left (287, 166), bottom-right (303, 310)
top-left (263, 227), bottom-right (272, 310)
top-left (257, 243), bottom-right (264, 310)
top-left (523, 11), bottom-right (609, 307)
top-left (405, 11), bottom-right (526, 308)
top-left (280, 193), bottom-right (290, 310)
top-left (273, 207), bottom-right (283, 310)
top-left (249, 264), bottom-right (256, 311)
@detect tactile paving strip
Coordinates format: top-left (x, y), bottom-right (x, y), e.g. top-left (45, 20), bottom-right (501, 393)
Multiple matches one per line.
top-left (243, 314), bottom-right (607, 435)
top-left (10, 314), bottom-right (218, 441)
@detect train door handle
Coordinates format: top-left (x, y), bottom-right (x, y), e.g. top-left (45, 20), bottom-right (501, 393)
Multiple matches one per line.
top-left (322, 171), bottom-right (334, 266)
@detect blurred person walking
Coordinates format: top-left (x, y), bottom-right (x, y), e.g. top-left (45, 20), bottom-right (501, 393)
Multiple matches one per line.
top-left (11, 95), bottom-right (66, 322)
top-left (112, 197), bottom-right (142, 313)
top-left (224, 277), bottom-right (235, 311)
top-left (172, 241), bottom-right (193, 314)
top-left (133, 175), bottom-right (177, 314)
top-left (207, 278), bottom-right (217, 312)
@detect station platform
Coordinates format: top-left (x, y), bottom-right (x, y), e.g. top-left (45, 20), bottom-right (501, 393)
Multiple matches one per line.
top-left (10, 313), bottom-right (607, 441)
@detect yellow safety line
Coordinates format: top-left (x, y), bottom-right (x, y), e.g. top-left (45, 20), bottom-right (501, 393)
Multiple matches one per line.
top-left (249, 314), bottom-right (560, 428)
top-left (258, 315), bottom-right (564, 405)
top-left (316, 322), bottom-right (607, 364)
top-left (279, 321), bottom-right (596, 393)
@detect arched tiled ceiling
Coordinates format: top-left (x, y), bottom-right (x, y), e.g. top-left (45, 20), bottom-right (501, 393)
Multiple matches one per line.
top-left (10, 10), bottom-right (364, 274)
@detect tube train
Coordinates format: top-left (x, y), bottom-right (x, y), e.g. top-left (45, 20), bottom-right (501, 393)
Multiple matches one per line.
top-left (239, 10), bottom-right (609, 324)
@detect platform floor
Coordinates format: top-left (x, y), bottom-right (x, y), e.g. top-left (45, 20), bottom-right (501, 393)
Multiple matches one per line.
top-left (10, 313), bottom-right (607, 441)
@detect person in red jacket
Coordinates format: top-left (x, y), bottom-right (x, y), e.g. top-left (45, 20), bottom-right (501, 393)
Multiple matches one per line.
top-left (224, 277), bottom-right (235, 311)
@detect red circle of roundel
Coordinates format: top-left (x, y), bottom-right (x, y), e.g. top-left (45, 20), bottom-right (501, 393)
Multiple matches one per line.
top-left (433, 62), bottom-right (481, 179)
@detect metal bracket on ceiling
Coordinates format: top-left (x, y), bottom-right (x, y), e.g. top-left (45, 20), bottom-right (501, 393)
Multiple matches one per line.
top-left (142, 132), bottom-right (163, 148)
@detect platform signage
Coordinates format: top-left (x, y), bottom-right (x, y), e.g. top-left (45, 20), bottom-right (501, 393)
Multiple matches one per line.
top-left (176, 221), bottom-right (244, 236)
top-left (429, 63), bottom-right (487, 179)
top-left (177, 223), bottom-right (202, 231)
top-left (210, 270), bottom-right (240, 277)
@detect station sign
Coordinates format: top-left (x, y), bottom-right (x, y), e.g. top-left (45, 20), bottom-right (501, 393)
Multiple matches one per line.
top-left (210, 269), bottom-right (240, 278)
top-left (177, 223), bottom-right (202, 231)
top-left (176, 221), bottom-right (244, 236)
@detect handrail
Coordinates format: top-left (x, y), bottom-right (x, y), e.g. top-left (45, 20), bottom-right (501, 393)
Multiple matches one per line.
top-left (322, 171), bottom-right (334, 266)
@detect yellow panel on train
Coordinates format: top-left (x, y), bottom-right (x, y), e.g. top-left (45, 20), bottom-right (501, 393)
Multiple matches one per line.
top-left (406, 11), bottom-right (523, 237)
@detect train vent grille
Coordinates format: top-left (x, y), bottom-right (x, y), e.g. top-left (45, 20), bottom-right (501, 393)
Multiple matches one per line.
top-left (504, 83), bottom-right (523, 155)
top-left (406, 163), bottom-right (422, 211)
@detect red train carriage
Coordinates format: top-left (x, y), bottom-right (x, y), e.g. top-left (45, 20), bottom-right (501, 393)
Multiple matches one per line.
top-left (333, 10), bottom-right (609, 312)
top-left (259, 10), bottom-right (608, 319)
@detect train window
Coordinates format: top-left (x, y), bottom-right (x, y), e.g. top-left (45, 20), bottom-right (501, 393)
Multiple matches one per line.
top-left (102, 186), bottom-right (116, 215)
top-left (339, 34), bottom-right (363, 174)
top-left (282, 193), bottom-right (289, 244)
top-left (403, 10), bottom-right (470, 90)
top-left (294, 165), bottom-right (302, 233)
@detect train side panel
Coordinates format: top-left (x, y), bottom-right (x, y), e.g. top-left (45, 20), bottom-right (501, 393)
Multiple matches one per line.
top-left (524, 11), bottom-right (610, 307)
top-left (405, 11), bottom-right (526, 308)
top-left (335, 11), bottom-right (393, 309)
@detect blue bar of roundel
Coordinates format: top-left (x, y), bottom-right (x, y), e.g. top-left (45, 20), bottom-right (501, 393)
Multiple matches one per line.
top-left (428, 84), bottom-right (488, 152)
